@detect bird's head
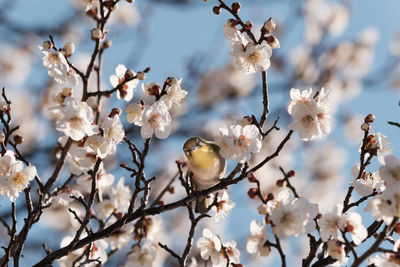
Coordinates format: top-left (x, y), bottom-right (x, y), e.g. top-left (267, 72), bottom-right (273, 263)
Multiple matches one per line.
top-left (183, 137), bottom-right (221, 169)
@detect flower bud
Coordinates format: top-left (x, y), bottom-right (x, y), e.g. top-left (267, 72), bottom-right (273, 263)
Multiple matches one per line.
top-left (91, 28), bottom-right (102, 40)
top-left (266, 193), bottom-right (274, 201)
top-left (245, 21), bottom-right (253, 30)
top-left (124, 69), bottom-right (136, 80)
top-left (126, 0), bottom-right (134, 2)
top-left (231, 2), bottom-right (241, 13)
top-left (263, 18), bottom-right (276, 31)
top-left (266, 35), bottom-right (280, 49)
top-left (0, 99), bottom-right (8, 113)
top-left (43, 40), bottom-right (53, 50)
top-left (247, 188), bottom-right (259, 199)
top-left (276, 179), bottom-right (284, 187)
top-left (13, 135), bottom-right (24, 145)
top-left (62, 42), bottom-right (75, 57)
top-left (364, 114), bottom-right (375, 124)
top-left (102, 40), bottom-right (112, 49)
top-left (227, 19), bottom-right (238, 27)
top-left (247, 172), bottom-right (258, 183)
top-left (109, 108), bottom-right (122, 118)
top-left (167, 186), bottom-right (175, 194)
top-left (213, 6), bottom-right (221, 15)
top-left (241, 116), bottom-right (253, 126)
top-left (361, 122), bottom-right (370, 131)
top-left (166, 77), bottom-right (179, 86)
top-left (137, 72), bottom-right (146, 80)
top-left (287, 170), bottom-right (296, 177)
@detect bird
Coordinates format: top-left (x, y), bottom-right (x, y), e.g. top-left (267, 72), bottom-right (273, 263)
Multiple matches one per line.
top-left (183, 137), bottom-right (226, 213)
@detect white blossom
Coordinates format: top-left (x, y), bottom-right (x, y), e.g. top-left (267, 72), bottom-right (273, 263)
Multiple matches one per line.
top-left (109, 64), bottom-right (139, 101)
top-left (55, 97), bottom-right (99, 141)
top-left (350, 163), bottom-right (384, 197)
top-left (197, 228), bottom-right (222, 265)
top-left (327, 240), bottom-right (348, 265)
top-left (379, 155), bottom-right (400, 187)
top-left (360, 132), bottom-right (392, 165)
top-left (106, 217), bottom-right (134, 250)
top-left (0, 150), bottom-right (37, 202)
top-left (57, 235), bottom-right (108, 267)
top-left (100, 114), bottom-right (125, 155)
top-left (39, 47), bottom-right (78, 85)
top-left (208, 191), bottom-right (235, 222)
top-left (345, 212), bottom-right (367, 245)
top-left (160, 78), bottom-right (188, 109)
top-left (287, 88), bottom-right (333, 141)
top-left (231, 42), bottom-right (272, 74)
top-left (246, 220), bottom-right (270, 257)
top-left (319, 204), bottom-right (346, 242)
top-left (214, 240), bottom-right (241, 267)
top-left (141, 101), bottom-right (172, 139)
top-left (269, 189), bottom-right (319, 238)
top-left (215, 124), bottom-right (262, 163)
top-left (126, 102), bottom-right (144, 125)
top-left (124, 241), bottom-right (157, 267)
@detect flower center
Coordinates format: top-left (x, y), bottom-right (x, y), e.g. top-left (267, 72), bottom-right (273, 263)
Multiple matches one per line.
top-left (301, 115), bottom-right (315, 129)
top-left (69, 116), bottom-right (83, 129)
top-left (248, 51), bottom-right (261, 65)
top-left (148, 113), bottom-right (161, 128)
top-left (237, 135), bottom-right (250, 148)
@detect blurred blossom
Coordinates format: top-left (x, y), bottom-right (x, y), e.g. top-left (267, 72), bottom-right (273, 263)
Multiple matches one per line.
top-left (350, 163), bottom-right (384, 197)
top-left (0, 46), bottom-right (31, 86)
top-left (110, 2), bottom-right (141, 27)
top-left (123, 240), bottom-right (157, 267)
top-left (251, 127), bottom-right (297, 196)
top-left (197, 65), bottom-right (256, 108)
top-left (246, 220), bottom-right (270, 257)
top-left (290, 46), bottom-right (319, 84)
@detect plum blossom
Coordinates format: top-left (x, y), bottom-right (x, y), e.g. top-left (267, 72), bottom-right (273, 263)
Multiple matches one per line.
top-left (246, 220), bottom-right (270, 257)
top-left (39, 46), bottom-right (78, 86)
top-left (0, 150), bottom-right (37, 202)
top-left (365, 156), bottom-right (400, 224)
top-left (57, 235), bottom-right (108, 267)
top-left (197, 228), bottom-right (222, 265)
top-left (106, 217), bottom-right (134, 250)
top-left (76, 166), bottom-right (114, 201)
top-left (327, 240), bottom-right (348, 265)
top-left (378, 155), bottom-right (400, 187)
top-left (345, 212), bottom-right (367, 245)
top-left (55, 97), bottom-right (99, 141)
top-left (367, 239), bottom-right (400, 266)
top-left (231, 42), bottom-right (272, 74)
top-left (215, 124), bottom-right (262, 163)
top-left (214, 240), bottom-right (241, 267)
top-left (126, 102), bottom-right (144, 125)
top-left (207, 191), bottom-right (235, 222)
top-left (319, 204), bottom-right (346, 242)
top-left (160, 78), bottom-right (188, 109)
top-left (141, 101), bottom-right (172, 139)
top-left (360, 132), bottom-right (392, 165)
top-left (109, 64), bottom-right (139, 101)
top-left (350, 163), bottom-right (384, 197)
top-left (124, 241), bottom-right (157, 267)
top-left (269, 189), bottom-right (319, 238)
top-left (99, 113), bottom-right (125, 155)
top-left (287, 87), bottom-right (333, 141)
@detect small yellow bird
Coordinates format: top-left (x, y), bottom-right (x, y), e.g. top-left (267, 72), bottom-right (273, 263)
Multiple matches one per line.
top-left (183, 137), bottom-right (226, 212)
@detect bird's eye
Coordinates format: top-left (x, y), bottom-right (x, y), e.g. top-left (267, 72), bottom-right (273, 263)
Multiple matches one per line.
top-left (196, 139), bottom-right (201, 147)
